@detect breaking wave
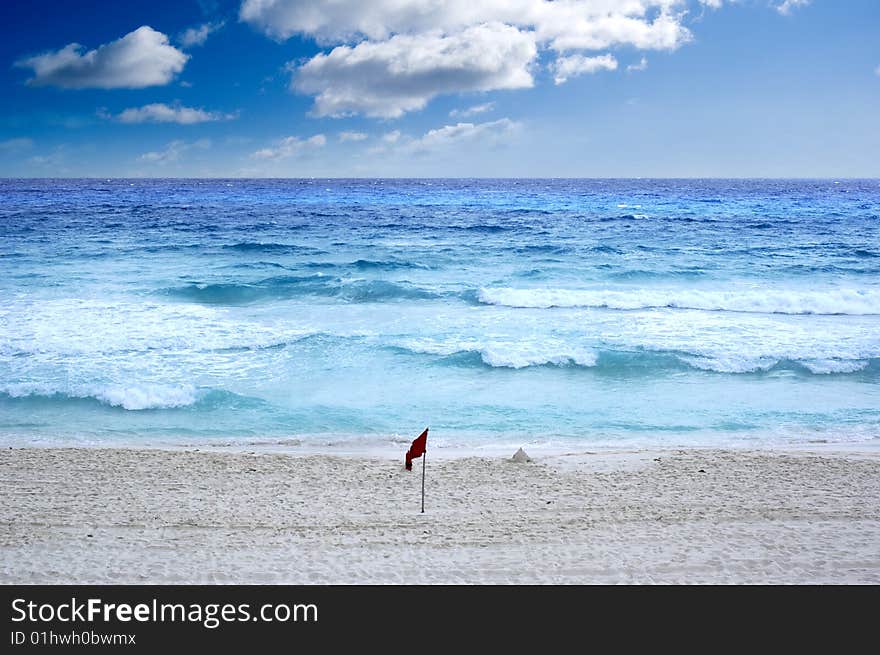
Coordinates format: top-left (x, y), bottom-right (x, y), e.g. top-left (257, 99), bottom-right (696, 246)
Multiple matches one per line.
top-left (393, 340), bottom-right (880, 375)
top-left (477, 286), bottom-right (880, 315)
top-left (160, 276), bottom-right (442, 305)
top-left (0, 382), bottom-right (202, 410)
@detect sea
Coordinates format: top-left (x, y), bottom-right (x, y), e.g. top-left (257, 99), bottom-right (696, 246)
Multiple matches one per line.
top-left (1, 178), bottom-right (878, 452)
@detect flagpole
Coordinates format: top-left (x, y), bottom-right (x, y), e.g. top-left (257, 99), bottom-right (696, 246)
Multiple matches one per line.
top-left (421, 450), bottom-right (426, 514)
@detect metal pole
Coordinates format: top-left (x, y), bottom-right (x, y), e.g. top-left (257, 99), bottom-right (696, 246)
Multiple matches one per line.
top-left (421, 450), bottom-right (426, 513)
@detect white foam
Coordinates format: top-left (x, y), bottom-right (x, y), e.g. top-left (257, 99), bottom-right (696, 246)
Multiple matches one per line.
top-left (0, 298), bottom-right (316, 356)
top-left (94, 384), bottom-right (199, 410)
top-left (2, 382), bottom-right (200, 410)
top-left (480, 344), bottom-right (597, 369)
top-left (801, 359), bottom-right (870, 374)
top-left (679, 355), bottom-right (779, 374)
top-left (398, 338), bottom-right (598, 368)
top-left (477, 286), bottom-right (880, 315)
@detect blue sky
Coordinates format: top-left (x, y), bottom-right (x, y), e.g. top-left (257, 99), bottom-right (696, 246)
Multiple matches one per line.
top-left (1, 0), bottom-right (877, 177)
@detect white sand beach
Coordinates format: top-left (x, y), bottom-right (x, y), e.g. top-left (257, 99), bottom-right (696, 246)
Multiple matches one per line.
top-left (1, 446), bottom-right (878, 584)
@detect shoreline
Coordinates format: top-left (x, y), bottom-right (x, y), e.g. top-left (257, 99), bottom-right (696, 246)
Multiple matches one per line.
top-left (3, 435), bottom-right (879, 459)
top-left (2, 445), bottom-right (878, 584)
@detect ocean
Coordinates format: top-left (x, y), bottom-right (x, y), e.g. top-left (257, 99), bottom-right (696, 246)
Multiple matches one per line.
top-left (1, 178), bottom-right (878, 452)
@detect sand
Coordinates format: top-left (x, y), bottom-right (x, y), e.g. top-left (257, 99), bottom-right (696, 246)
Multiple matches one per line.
top-left (1, 446), bottom-right (878, 584)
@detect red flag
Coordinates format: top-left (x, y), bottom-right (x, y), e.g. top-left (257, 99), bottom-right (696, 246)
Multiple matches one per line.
top-left (405, 428), bottom-right (428, 471)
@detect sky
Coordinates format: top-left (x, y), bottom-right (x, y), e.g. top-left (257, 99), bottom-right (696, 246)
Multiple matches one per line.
top-left (0, 0), bottom-right (878, 177)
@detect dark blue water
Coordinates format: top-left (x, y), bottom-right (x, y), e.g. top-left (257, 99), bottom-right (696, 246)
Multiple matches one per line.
top-left (1, 178), bottom-right (879, 450)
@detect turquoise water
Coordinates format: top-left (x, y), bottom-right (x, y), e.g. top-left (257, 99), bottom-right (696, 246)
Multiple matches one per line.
top-left (1, 178), bottom-right (879, 450)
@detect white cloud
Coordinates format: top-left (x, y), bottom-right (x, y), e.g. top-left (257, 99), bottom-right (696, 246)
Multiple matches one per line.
top-left (179, 21), bottom-right (225, 48)
top-left (338, 131), bottom-right (368, 142)
top-left (239, 0), bottom-right (473, 42)
top-left (245, 2), bottom-right (698, 118)
top-left (532, 4), bottom-right (691, 52)
top-left (240, 1), bottom-right (693, 52)
top-left (450, 101), bottom-right (495, 118)
top-left (0, 137), bottom-right (34, 152)
top-left (293, 23), bottom-right (536, 118)
top-left (776, 0), bottom-right (810, 15)
top-left (364, 119), bottom-right (520, 157)
top-left (113, 103), bottom-right (237, 124)
top-left (15, 26), bottom-right (188, 89)
top-left (553, 53), bottom-right (617, 84)
top-left (404, 118), bottom-right (521, 152)
top-left (251, 134), bottom-right (326, 160)
top-left (627, 56), bottom-right (648, 72)
top-left (139, 138), bottom-right (210, 164)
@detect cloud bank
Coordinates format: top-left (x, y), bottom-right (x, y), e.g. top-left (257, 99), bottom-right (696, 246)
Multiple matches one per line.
top-left (776, 0), bottom-right (811, 15)
top-left (138, 138), bottom-right (210, 164)
top-left (251, 134), bottom-right (326, 160)
top-left (179, 21), bottom-right (225, 48)
top-left (16, 26), bottom-right (188, 89)
top-left (240, 0), bottom-right (692, 50)
top-left (293, 23), bottom-right (536, 118)
top-left (553, 53), bottom-right (617, 84)
top-left (241, 0), bottom-right (697, 117)
top-left (450, 101), bottom-right (495, 118)
top-left (406, 118), bottom-right (521, 152)
top-left (338, 131), bottom-right (368, 142)
top-left (627, 56), bottom-right (649, 72)
top-left (113, 103), bottom-right (237, 124)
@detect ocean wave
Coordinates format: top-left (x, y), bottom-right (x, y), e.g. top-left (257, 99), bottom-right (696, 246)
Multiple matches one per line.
top-left (393, 341), bottom-right (880, 375)
top-left (396, 339), bottom-right (597, 369)
top-left (799, 359), bottom-right (871, 374)
top-left (482, 347), bottom-right (597, 369)
top-left (0, 383), bottom-right (200, 410)
top-left (160, 275), bottom-right (442, 305)
top-left (223, 261), bottom-right (292, 271)
top-left (680, 356), bottom-right (875, 375)
top-left (398, 341), bottom-right (683, 372)
top-left (608, 269), bottom-right (707, 281)
top-left (512, 245), bottom-right (571, 255)
top-left (0, 298), bottom-right (319, 357)
top-left (203, 332), bottom-right (321, 353)
top-left (477, 286), bottom-right (880, 315)
top-left (0, 383), bottom-right (282, 413)
top-left (501, 208), bottom-right (553, 216)
top-left (352, 259), bottom-right (431, 271)
top-left (159, 281), bottom-right (286, 304)
top-left (591, 245), bottom-right (624, 254)
top-left (222, 242), bottom-right (325, 255)
top-left (336, 280), bottom-right (440, 302)
top-left (448, 224), bottom-right (510, 233)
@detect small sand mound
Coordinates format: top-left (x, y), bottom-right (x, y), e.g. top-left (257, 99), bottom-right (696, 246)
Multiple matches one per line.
top-left (510, 447), bottom-right (532, 463)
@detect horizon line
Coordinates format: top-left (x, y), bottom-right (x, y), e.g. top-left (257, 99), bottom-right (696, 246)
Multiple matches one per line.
top-left (3, 176), bottom-right (879, 182)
